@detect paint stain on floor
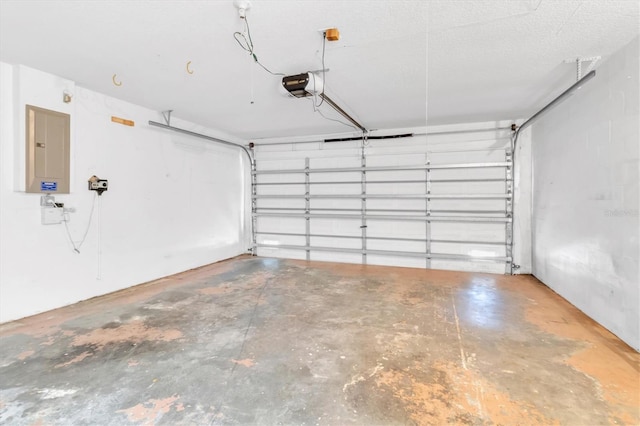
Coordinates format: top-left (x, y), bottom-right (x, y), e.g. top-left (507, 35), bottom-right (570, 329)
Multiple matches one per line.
top-left (117, 395), bottom-right (181, 425)
top-left (54, 351), bottom-right (92, 368)
top-left (70, 319), bottom-right (183, 350)
top-left (232, 358), bottom-right (256, 368)
top-left (525, 287), bottom-right (640, 425)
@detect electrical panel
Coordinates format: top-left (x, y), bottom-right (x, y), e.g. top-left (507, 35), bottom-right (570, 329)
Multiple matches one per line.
top-left (25, 105), bottom-right (71, 194)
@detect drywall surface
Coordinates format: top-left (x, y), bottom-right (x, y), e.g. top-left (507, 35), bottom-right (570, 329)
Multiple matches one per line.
top-left (0, 63), bottom-right (248, 323)
top-left (252, 120), bottom-right (531, 275)
top-left (531, 37), bottom-right (639, 351)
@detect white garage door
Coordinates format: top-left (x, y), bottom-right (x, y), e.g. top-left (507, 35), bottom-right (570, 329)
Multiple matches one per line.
top-left (251, 126), bottom-right (514, 274)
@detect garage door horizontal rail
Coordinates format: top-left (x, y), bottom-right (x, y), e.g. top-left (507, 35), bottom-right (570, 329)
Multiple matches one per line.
top-left (255, 178), bottom-right (512, 185)
top-left (256, 243), bottom-right (511, 263)
top-left (257, 231), bottom-right (506, 245)
top-left (253, 212), bottom-right (511, 223)
top-left (256, 207), bottom-right (507, 214)
top-left (253, 161), bottom-right (512, 175)
top-left (253, 193), bottom-right (511, 200)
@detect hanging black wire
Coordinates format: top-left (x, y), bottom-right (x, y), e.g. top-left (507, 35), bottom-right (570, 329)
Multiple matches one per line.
top-left (233, 16), bottom-right (285, 76)
top-left (315, 32), bottom-right (327, 107)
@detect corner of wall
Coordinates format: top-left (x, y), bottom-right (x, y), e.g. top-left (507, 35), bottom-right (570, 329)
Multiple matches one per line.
top-left (514, 125), bottom-right (532, 274)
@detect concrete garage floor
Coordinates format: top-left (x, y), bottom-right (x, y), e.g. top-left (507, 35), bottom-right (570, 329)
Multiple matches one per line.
top-left (0, 256), bottom-right (638, 425)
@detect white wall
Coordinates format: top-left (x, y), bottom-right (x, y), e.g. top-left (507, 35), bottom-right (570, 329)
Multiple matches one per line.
top-left (531, 37), bottom-right (639, 351)
top-left (0, 63), bottom-right (249, 323)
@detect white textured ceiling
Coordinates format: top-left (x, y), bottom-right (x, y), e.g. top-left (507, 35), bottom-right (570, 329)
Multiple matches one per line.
top-left (428, 0), bottom-right (640, 124)
top-left (0, 0), bottom-right (638, 141)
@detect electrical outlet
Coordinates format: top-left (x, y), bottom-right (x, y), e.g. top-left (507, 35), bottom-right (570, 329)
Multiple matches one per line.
top-left (41, 206), bottom-right (64, 225)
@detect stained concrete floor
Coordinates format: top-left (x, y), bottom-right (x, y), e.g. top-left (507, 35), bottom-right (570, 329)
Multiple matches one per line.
top-left (0, 256), bottom-right (638, 425)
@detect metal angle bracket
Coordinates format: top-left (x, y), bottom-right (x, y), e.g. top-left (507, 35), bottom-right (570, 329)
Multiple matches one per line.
top-left (162, 110), bottom-right (173, 126)
top-left (305, 158), bottom-right (311, 261)
top-left (425, 155), bottom-right (432, 269)
top-left (505, 151), bottom-right (514, 217)
top-left (564, 57), bottom-right (601, 81)
top-left (505, 150), bottom-right (514, 275)
top-left (251, 157), bottom-right (258, 256)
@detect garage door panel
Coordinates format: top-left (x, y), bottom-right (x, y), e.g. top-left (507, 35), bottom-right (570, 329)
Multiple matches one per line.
top-left (311, 156), bottom-right (361, 167)
top-left (367, 170), bottom-right (425, 181)
top-left (367, 182), bottom-right (425, 194)
top-left (309, 172), bottom-right (361, 182)
top-left (252, 130), bottom-right (513, 274)
top-left (367, 153), bottom-right (427, 166)
top-left (262, 247), bottom-right (307, 260)
top-left (428, 199), bottom-right (506, 212)
top-left (312, 183), bottom-right (361, 195)
top-left (366, 255), bottom-right (428, 269)
top-left (257, 216), bottom-right (305, 233)
top-left (366, 220), bottom-right (426, 237)
top-left (311, 236), bottom-right (362, 250)
top-left (257, 199), bottom-right (305, 210)
top-left (430, 222), bottom-right (505, 242)
top-left (311, 199), bottom-right (361, 210)
top-left (309, 218), bottom-right (360, 235)
top-left (259, 184), bottom-right (306, 196)
top-left (366, 199), bottom-right (428, 211)
top-left (433, 181), bottom-right (505, 194)
top-left (311, 251), bottom-right (362, 264)
top-left (367, 239), bottom-right (426, 253)
top-left (431, 242), bottom-right (506, 257)
top-left (257, 233), bottom-right (304, 246)
top-left (431, 260), bottom-right (505, 274)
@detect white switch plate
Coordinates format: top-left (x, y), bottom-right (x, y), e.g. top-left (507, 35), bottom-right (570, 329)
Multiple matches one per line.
top-left (41, 207), bottom-right (64, 225)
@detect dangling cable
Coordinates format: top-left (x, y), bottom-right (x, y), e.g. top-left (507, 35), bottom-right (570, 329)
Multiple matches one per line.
top-left (233, 16), bottom-right (285, 76)
top-left (53, 192), bottom-right (98, 254)
top-left (97, 194), bottom-right (102, 280)
top-left (250, 52), bottom-right (255, 104)
top-left (315, 32), bottom-right (327, 108)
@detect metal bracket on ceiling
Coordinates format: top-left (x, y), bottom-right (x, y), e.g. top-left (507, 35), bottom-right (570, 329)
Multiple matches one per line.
top-left (564, 57), bottom-right (601, 81)
top-left (162, 110), bottom-right (173, 126)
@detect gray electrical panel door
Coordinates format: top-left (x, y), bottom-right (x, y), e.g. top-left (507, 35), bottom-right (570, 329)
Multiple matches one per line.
top-left (25, 105), bottom-right (71, 193)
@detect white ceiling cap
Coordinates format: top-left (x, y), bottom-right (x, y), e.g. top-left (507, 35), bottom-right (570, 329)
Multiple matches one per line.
top-left (234, 0), bottom-right (251, 19)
